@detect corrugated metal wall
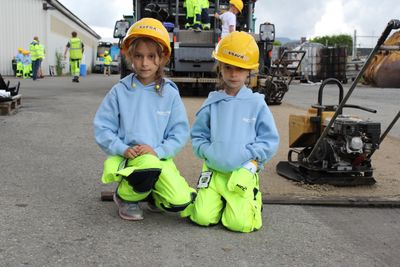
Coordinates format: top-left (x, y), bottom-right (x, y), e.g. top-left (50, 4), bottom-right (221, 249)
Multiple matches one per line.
top-left (0, 0), bottom-right (46, 75)
top-left (0, 0), bottom-right (99, 76)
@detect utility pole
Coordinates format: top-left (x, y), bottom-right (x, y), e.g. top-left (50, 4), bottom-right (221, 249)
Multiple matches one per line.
top-left (352, 29), bottom-right (357, 60)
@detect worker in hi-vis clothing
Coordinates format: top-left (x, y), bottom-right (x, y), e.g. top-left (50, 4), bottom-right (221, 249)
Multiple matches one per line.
top-left (36, 42), bottom-right (45, 78)
top-left (184, 0), bottom-right (202, 31)
top-left (29, 36), bottom-right (40, 81)
top-left (64, 31), bottom-right (84, 83)
top-left (199, 0), bottom-right (210, 30)
top-left (103, 50), bottom-right (112, 76)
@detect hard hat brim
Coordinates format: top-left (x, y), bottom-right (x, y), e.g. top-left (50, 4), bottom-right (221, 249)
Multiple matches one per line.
top-left (212, 51), bottom-right (259, 70)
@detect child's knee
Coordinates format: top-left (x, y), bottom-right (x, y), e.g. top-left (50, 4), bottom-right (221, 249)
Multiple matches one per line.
top-left (190, 204), bottom-right (221, 226)
top-left (155, 189), bottom-right (196, 212)
top-left (222, 203), bottom-right (262, 233)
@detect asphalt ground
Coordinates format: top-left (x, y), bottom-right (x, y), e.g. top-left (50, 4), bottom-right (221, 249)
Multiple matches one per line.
top-left (0, 74), bottom-right (399, 266)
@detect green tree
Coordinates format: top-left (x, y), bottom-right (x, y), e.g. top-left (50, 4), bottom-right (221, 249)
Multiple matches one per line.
top-left (273, 40), bottom-right (282, 46)
top-left (55, 50), bottom-right (64, 76)
top-left (310, 34), bottom-right (353, 54)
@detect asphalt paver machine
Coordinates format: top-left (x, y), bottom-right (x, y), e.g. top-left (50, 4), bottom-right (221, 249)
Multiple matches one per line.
top-left (112, 0), bottom-right (298, 104)
top-left (276, 19), bottom-right (400, 186)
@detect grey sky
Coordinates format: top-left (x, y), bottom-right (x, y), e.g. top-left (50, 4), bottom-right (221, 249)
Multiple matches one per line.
top-left (59, 0), bottom-right (400, 47)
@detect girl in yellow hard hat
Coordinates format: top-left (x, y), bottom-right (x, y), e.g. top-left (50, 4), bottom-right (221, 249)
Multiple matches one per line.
top-left (93, 18), bottom-right (196, 221)
top-left (182, 31), bottom-right (280, 233)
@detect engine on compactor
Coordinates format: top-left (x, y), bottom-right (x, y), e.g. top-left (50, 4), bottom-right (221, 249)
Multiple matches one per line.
top-left (303, 116), bottom-right (381, 173)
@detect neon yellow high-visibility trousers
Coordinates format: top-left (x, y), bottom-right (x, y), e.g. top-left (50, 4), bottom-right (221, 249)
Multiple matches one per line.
top-left (101, 154), bottom-right (196, 212)
top-left (182, 166), bottom-right (263, 233)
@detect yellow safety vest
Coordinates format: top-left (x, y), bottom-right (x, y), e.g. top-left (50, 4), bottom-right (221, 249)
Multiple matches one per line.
top-left (104, 55), bottom-right (112, 65)
top-left (37, 44), bottom-right (45, 59)
top-left (69, 37), bottom-right (83, 60)
top-left (29, 41), bottom-right (39, 61)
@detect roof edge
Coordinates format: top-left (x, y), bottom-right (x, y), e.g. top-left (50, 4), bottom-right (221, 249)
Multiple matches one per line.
top-left (46, 0), bottom-right (101, 39)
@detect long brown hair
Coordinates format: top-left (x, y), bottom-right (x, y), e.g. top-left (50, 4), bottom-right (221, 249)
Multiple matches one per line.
top-left (125, 37), bottom-right (168, 95)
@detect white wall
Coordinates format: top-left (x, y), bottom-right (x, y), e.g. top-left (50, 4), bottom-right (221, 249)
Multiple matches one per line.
top-left (0, 0), bottom-right (46, 75)
top-left (0, 0), bottom-right (99, 76)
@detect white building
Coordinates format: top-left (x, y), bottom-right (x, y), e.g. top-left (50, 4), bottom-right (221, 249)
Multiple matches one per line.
top-left (0, 0), bottom-right (101, 76)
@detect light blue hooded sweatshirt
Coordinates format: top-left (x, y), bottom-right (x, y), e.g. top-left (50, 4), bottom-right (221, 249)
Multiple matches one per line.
top-left (191, 86), bottom-right (280, 173)
top-left (93, 74), bottom-right (190, 159)
top-left (15, 53), bottom-right (24, 63)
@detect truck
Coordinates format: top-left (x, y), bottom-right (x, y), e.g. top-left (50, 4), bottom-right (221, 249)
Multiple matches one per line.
top-left (113, 0), bottom-right (300, 104)
top-left (93, 41), bottom-right (120, 74)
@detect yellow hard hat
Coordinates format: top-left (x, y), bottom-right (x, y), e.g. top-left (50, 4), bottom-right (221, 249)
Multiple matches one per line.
top-left (104, 50), bottom-right (109, 55)
top-left (212, 31), bottom-right (259, 70)
top-left (22, 50), bottom-right (30, 55)
top-left (229, 0), bottom-right (244, 12)
top-left (18, 47), bottom-right (23, 52)
top-left (121, 18), bottom-right (171, 57)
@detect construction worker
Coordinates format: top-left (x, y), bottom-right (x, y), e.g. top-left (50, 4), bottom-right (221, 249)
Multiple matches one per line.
top-left (15, 48), bottom-right (24, 78)
top-left (37, 41), bottom-right (46, 78)
top-left (93, 18), bottom-right (196, 221)
top-left (215, 0), bottom-right (243, 38)
top-left (22, 50), bottom-right (32, 79)
top-left (182, 31), bottom-right (280, 232)
top-left (29, 36), bottom-right (40, 80)
top-left (103, 50), bottom-right (112, 76)
top-left (200, 0), bottom-right (210, 30)
top-left (184, 0), bottom-right (202, 32)
top-left (64, 31), bottom-right (84, 83)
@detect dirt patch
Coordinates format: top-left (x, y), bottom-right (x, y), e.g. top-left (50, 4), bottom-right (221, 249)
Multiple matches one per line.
top-left (175, 97), bottom-right (400, 201)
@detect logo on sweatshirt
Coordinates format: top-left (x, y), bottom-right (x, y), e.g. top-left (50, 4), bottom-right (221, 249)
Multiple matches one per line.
top-left (157, 110), bottom-right (171, 116)
top-left (242, 117), bottom-right (256, 123)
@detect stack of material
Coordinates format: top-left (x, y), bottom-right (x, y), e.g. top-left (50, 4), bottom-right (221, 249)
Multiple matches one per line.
top-left (0, 74), bottom-right (21, 115)
top-left (363, 31), bottom-right (400, 88)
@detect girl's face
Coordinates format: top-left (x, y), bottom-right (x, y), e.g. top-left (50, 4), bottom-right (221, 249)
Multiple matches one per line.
top-left (220, 63), bottom-right (249, 95)
top-left (131, 40), bottom-right (161, 85)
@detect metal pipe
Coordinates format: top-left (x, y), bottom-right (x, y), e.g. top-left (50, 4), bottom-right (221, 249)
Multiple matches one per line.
top-left (175, 0), bottom-right (179, 27)
top-left (215, 0), bottom-right (220, 30)
top-left (247, 1), bottom-right (253, 32)
top-left (367, 111), bottom-right (400, 159)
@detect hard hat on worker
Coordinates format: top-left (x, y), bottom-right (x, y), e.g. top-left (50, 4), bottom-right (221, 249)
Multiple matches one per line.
top-left (104, 50), bottom-right (109, 55)
top-left (22, 50), bottom-right (30, 55)
top-left (121, 17), bottom-right (171, 58)
top-left (18, 48), bottom-right (23, 52)
top-left (212, 31), bottom-right (259, 70)
top-left (229, 0), bottom-right (244, 12)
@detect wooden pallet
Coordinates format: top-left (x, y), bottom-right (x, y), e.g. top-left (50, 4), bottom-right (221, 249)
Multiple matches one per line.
top-left (0, 94), bottom-right (22, 115)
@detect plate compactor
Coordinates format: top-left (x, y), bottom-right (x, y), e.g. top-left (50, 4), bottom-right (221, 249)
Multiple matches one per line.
top-left (276, 19), bottom-right (400, 186)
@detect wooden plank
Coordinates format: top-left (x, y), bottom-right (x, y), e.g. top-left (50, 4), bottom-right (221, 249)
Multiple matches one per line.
top-left (0, 102), bottom-right (13, 115)
top-left (101, 191), bottom-right (114, 201)
top-left (263, 196), bottom-right (400, 207)
top-left (100, 190), bottom-right (400, 207)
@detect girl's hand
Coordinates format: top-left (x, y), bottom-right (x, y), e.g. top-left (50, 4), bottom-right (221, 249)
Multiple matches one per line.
top-left (214, 12), bottom-right (220, 19)
top-left (136, 144), bottom-right (157, 157)
top-left (123, 146), bottom-right (140, 159)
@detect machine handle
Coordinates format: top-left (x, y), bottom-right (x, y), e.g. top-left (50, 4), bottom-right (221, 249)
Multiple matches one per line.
top-left (342, 104), bottom-right (377, 113)
top-left (389, 19), bottom-right (400, 30)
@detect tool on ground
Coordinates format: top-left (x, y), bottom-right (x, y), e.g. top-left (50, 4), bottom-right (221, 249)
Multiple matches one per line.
top-left (276, 19), bottom-right (400, 186)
